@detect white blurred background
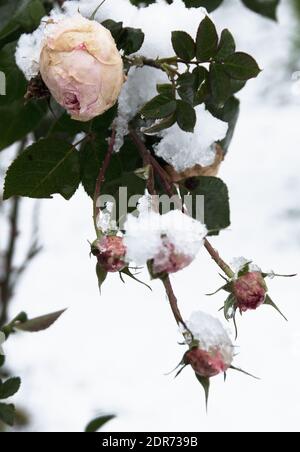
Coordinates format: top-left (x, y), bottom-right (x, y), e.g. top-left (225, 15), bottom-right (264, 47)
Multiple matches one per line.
top-left (2, 0), bottom-right (300, 432)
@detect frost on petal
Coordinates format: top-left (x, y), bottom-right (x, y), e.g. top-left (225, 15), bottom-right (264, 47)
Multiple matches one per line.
top-left (154, 105), bottom-right (228, 172)
top-left (185, 311), bottom-right (234, 369)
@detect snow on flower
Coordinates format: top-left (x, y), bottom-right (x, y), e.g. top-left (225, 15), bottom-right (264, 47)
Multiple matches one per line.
top-left (230, 256), bottom-right (262, 278)
top-left (154, 104), bottom-right (228, 172)
top-left (124, 195), bottom-right (207, 273)
top-left (97, 202), bottom-right (117, 233)
top-left (15, 0), bottom-right (226, 169)
top-left (0, 331), bottom-right (6, 355)
top-left (185, 311), bottom-right (234, 377)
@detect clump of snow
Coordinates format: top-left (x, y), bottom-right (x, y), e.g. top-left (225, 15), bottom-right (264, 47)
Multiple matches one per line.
top-left (230, 256), bottom-right (261, 278)
top-left (97, 202), bottom-right (118, 233)
top-left (154, 105), bottom-right (228, 172)
top-left (124, 194), bottom-right (207, 266)
top-left (15, 7), bottom-right (72, 80)
top-left (185, 311), bottom-right (234, 367)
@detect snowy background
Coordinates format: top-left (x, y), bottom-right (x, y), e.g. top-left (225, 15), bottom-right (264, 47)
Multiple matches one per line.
top-left (2, 0), bottom-right (300, 432)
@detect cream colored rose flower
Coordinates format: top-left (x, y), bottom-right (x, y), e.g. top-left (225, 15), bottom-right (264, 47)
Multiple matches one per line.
top-left (40, 14), bottom-right (124, 122)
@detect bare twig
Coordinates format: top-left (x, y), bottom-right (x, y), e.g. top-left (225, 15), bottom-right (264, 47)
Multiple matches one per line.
top-left (0, 196), bottom-right (20, 326)
top-left (0, 141), bottom-right (42, 326)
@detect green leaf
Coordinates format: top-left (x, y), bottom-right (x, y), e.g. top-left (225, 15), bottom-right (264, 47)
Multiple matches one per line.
top-left (193, 66), bottom-right (210, 105)
top-left (177, 72), bottom-right (196, 105)
top-left (0, 99), bottom-right (46, 151)
top-left (118, 27), bottom-right (145, 54)
top-left (217, 29), bottom-right (236, 60)
top-left (176, 100), bottom-right (196, 132)
top-left (141, 95), bottom-right (177, 119)
top-left (4, 139), bottom-right (81, 200)
top-left (0, 0), bottom-right (45, 41)
top-left (102, 20), bottom-right (144, 54)
top-left (0, 355), bottom-right (5, 368)
top-left (142, 113), bottom-right (177, 134)
top-left (230, 365), bottom-right (259, 380)
top-left (195, 374), bottom-right (210, 410)
top-left (102, 19), bottom-right (123, 41)
top-left (210, 62), bottom-right (231, 108)
top-left (0, 403), bottom-right (15, 426)
top-left (102, 172), bottom-right (146, 226)
top-left (85, 414), bottom-right (115, 433)
top-left (171, 31), bottom-right (195, 61)
top-left (264, 295), bottom-right (287, 321)
top-left (224, 294), bottom-right (236, 320)
top-left (80, 138), bottom-right (122, 198)
top-left (0, 377), bottom-right (21, 400)
top-left (196, 16), bottom-right (219, 62)
top-left (120, 267), bottom-right (152, 291)
top-left (182, 176), bottom-right (230, 235)
top-left (156, 84), bottom-right (174, 98)
top-left (96, 263), bottom-right (108, 292)
top-left (223, 52), bottom-right (261, 80)
top-left (50, 113), bottom-right (89, 142)
top-left (241, 0), bottom-right (280, 20)
top-left (183, 0), bottom-right (224, 12)
top-left (0, 42), bottom-right (26, 105)
top-left (14, 309), bottom-right (66, 332)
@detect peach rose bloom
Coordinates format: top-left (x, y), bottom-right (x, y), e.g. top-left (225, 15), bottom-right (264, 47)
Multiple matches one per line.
top-left (40, 14), bottom-right (124, 122)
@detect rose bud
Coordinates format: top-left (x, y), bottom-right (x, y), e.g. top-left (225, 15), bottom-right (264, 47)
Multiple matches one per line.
top-left (152, 236), bottom-right (193, 276)
top-left (40, 14), bottom-right (124, 122)
top-left (92, 236), bottom-right (127, 273)
top-left (185, 311), bottom-right (234, 378)
top-left (185, 348), bottom-right (228, 378)
top-left (233, 271), bottom-right (267, 312)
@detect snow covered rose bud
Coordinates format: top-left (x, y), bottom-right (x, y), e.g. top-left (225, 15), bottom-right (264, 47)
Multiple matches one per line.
top-left (234, 272), bottom-right (267, 312)
top-left (92, 236), bottom-right (126, 273)
top-left (151, 236), bottom-right (194, 276)
top-left (185, 311), bottom-right (234, 378)
top-left (40, 14), bottom-right (124, 122)
top-left (185, 348), bottom-right (228, 378)
top-left (124, 197), bottom-right (207, 277)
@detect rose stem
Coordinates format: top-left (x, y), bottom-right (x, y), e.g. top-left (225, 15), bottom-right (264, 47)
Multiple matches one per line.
top-left (129, 130), bottom-right (187, 327)
top-left (93, 129), bottom-right (116, 235)
top-left (130, 129), bottom-right (235, 279)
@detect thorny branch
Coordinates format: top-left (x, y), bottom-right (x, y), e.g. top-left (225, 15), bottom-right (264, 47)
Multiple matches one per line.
top-left (129, 128), bottom-right (235, 327)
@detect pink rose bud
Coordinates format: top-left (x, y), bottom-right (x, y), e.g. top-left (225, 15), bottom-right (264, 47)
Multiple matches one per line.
top-left (234, 271), bottom-right (267, 312)
top-left (93, 236), bottom-right (127, 273)
top-left (185, 348), bottom-right (229, 378)
top-left (152, 237), bottom-right (194, 275)
top-left (40, 14), bottom-right (124, 122)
